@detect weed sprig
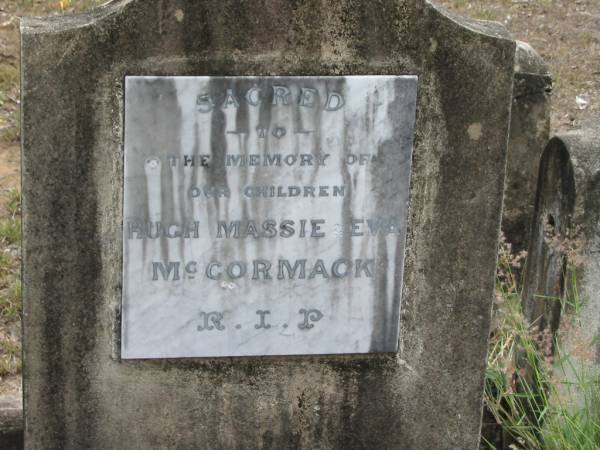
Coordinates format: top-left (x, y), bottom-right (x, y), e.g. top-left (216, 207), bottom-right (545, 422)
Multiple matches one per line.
top-left (484, 234), bottom-right (600, 449)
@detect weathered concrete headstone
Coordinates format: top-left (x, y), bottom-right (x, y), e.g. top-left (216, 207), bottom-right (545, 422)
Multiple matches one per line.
top-left (503, 41), bottom-right (552, 253)
top-left (0, 394), bottom-right (22, 450)
top-left (523, 118), bottom-right (600, 369)
top-left (21, 1), bottom-right (516, 448)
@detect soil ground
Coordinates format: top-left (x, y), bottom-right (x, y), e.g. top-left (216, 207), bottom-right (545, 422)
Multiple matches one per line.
top-left (438, 0), bottom-right (600, 130)
top-left (0, 0), bottom-right (597, 436)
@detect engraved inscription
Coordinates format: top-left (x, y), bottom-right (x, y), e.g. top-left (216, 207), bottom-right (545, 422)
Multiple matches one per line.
top-left (122, 76), bottom-right (418, 358)
top-left (197, 312), bottom-right (225, 332)
top-left (255, 311), bottom-right (272, 329)
top-left (298, 309), bottom-right (324, 330)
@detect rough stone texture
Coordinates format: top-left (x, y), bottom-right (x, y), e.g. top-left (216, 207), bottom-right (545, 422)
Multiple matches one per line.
top-left (21, 1), bottom-right (515, 448)
top-left (0, 394), bottom-right (23, 450)
top-left (503, 41), bottom-right (552, 253)
top-left (523, 119), bottom-right (600, 368)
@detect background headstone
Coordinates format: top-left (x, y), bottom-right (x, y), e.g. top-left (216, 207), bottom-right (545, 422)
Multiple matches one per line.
top-left (21, 1), bottom-right (515, 448)
top-left (0, 394), bottom-right (22, 450)
top-left (503, 41), bottom-right (552, 254)
top-left (523, 118), bottom-right (600, 371)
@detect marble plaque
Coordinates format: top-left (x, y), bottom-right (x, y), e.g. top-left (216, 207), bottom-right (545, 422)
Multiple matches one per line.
top-left (121, 76), bottom-right (417, 359)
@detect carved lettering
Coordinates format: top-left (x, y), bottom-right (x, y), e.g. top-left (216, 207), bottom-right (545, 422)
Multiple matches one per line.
top-left (324, 92), bottom-right (345, 111)
top-left (241, 185), bottom-right (345, 199)
top-left (299, 88), bottom-right (318, 108)
top-left (123, 75), bottom-right (416, 358)
top-left (127, 222), bottom-right (200, 240)
top-left (223, 88), bottom-right (240, 109)
top-left (194, 85), bottom-right (346, 112)
top-left (246, 85), bottom-right (262, 106)
top-left (206, 262), bottom-right (222, 280)
top-left (185, 262), bottom-right (198, 278)
top-left (272, 85), bottom-right (291, 105)
top-left (308, 259), bottom-right (329, 279)
top-left (256, 127), bottom-right (268, 138)
top-left (226, 261), bottom-right (247, 279)
top-left (196, 93), bottom-right (215, 113)
top-left (298, 309), bottom-right (324, 330)
top-left (332, 259), bottom-right (352, 278)
top-left (366, 218), bottom-right (402, 236)
top-left (190, 186), bottom-right (230, 199)
top-left (355, 259), bottom-right (374, 278)
top-left (217, 221), bottom-right (240, 239)
top-left (255, 310), bottom-right (272, 329)
top-left (197, 312), bottom-right (225, 331)
top-left (152, 262), bottom-right (180, 281)
top-left (202, 259), bottom-right (375, 281)
top-left (272, 127), bottom-right (287, 139)
top-left (278, 259), bottom-right (307, 280)
top-left (253, 259), bottom-right (272, 280)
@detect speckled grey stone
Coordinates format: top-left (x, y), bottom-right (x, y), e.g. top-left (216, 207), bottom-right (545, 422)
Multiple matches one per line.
top-left (0, 394), bottom-right (22, 450)
top-left (523, 119), bottom-right (600, 354)
top-left (522, 119), bottom-right (600, 415)
top-left (503, 41), bottom-right (552, 253)
top-left (21, 1), bottom-right (515, 448)
top-left (484, 55), bottom-right (550, 446)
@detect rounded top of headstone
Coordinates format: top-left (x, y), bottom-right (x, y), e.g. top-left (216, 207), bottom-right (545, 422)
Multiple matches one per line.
top-left (21, 0), bottom-right (515, 45)
top-left (515, 40), bottom-right (550, 76)
top-left (544, 118), bottom-right (600, 185)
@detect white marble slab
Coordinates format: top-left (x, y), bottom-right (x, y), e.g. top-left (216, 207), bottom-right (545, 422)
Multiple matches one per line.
top-left (121, 76), bottom-right (418, 358)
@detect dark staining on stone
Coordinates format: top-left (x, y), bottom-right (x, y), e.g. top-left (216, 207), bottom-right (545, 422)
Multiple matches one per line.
top-left (255, 78), bottom-right (275, 224)
top-left (186, 120), bottom-right (202, 258)
top-left (370, 236), bottom-right (389, 352)
top-left (71, 96), bottom-right (103, 448)
top-left (155, 78), bottom-right (183, 259)
top-left (391, 77), bottom-right (418, 168)
top-left (329, 357), bottom-right (402, 449)
top-left (390, 233), bottom-right (405, 348)
top-left (367, 81), bottom-right (414, 352)
top-left (341, 117), bottom-right (354, 276)
top-left (39, 258), bottom-right (68, 448)
top-left (294, 79), bottom-right (322, 186)
top-left (24, 27), bottom-right (108, 447)
top-left (123, 78), bottom-right (184, 261)
top-left (235, 79), bottom-right (260, 258)
top-left (261, 430), bottom-right (275, 450)
top-left (232, 79), bottom-right (251, 136)
top-left (207, 78), bottom-right (230, 221)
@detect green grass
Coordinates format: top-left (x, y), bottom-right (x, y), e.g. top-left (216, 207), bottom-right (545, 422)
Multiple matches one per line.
top-left (0, 0), bottom-right (110, 378)
top-left (0, 120), bottom-right (20, 143)
top-left (0, 63), bottom-right (18, 94)
top-left (0, 62), bottom-right (20, 144)
top-left (484, 238), bottom-right (600, 449)
top-left (0, 334), bottom-right (21, 377)
top-left (0, 219), bottom-right (20, 246)
top-left (0, 277), bottom-right (20, 322)
top-left (580, 31), bottom-right (598, 47)
top-left (6, 188), bottom-right (20, 217)
top-left (0, 188), bottom-right (21, 376)
top-left (0, 2), bottom-right (105, 145)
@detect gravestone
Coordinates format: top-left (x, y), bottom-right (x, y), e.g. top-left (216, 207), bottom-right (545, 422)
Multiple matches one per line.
top-left (503, 41), bottom-right (552, 253)
top-left (0, 394), bottom-right (22, 450)
top-left (21, 1), bottom-right (516, 448)
top-left (523, 119), bottom-right (600, 370)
